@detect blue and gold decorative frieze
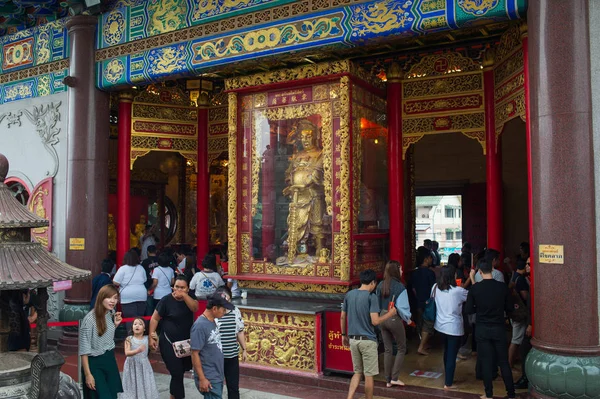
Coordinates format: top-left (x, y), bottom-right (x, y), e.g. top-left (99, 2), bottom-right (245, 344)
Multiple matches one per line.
top-left (0, 19), bottom-right (68, 74)
top-left (349, 0), bottom-right (415, 41)
top-left (147, 0), bottom-right (188, 36)
top-left (97, 0), bottom-right (526, 89)
top-left (101, 7), bottom-right (128, 47)
top-left (0, 69), bottom-right (67, 105)
top-left (192, 14), bottom-right (343, 67)
top-left (100, 0), bottom-right (297, 49)
top-left (457, 0), bottom-right (500, 16)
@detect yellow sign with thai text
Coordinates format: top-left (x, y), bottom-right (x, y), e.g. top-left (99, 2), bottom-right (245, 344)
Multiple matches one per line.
top-left (69, 238), bottom-right (85, 251)
top-left (539, 244), bottom-right (564, 264)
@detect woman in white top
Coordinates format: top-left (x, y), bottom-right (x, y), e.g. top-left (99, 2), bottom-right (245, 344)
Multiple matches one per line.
top-left (113, 249), bottom-right (147, 332)
top-left (190, 254), bottom-right (225, 299)
top-left (150, 252), bottom-right (175, 307)
top-left (433, 265), bottom-right (468, 390)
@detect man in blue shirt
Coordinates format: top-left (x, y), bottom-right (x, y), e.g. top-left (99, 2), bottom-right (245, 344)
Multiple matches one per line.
top-left (341, 269), bottom-right (396, 399)
top-left (191, 292), bottom-right (235, 399)
top-left (89, 258), bottom-right (113, 309)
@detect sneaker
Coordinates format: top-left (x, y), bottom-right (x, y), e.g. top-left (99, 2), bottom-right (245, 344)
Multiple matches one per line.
top-left (515, 376), bottom-right (529, 389)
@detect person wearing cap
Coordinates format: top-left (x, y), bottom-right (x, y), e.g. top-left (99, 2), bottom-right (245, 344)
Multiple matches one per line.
top-left (191, 291), bottom-right (235, 399)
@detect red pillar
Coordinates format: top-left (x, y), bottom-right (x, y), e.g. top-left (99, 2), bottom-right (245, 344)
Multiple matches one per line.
top-left (197, 94), bottom-right (210, 260)
top-left (522, 31), bottom-right (535, 331)
top-left (484, 58), bottom-right (503, 255)
top-left (387, 63), bottom-right (404, 270)
top-left (117, 92), bottom-right (133, 266)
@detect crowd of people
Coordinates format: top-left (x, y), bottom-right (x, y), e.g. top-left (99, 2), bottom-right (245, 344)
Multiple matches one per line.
top-left (79, 232), bottom-right (532, 399)
top-left (82, 242), bottom-right (244, 399)
top-left (342, 241), bottom-right (532, 399)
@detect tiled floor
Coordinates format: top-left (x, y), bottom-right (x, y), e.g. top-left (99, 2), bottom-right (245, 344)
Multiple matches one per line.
top-left (154, 373), bottom-right (393, 399)
top-left (60, 332), bottom-right (527, 399)
top-left (376, 333), bottom-right (526, 396)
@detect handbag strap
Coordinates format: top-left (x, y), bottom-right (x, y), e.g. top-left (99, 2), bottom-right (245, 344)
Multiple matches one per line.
top-left (119, 265), bottom-right (139, 293)
top-left (157, 267), bottom-right (171, 285)
top-left (163, 331), bottom-right (173, 345)
top-left (431, 283), bottom-right (437, 299)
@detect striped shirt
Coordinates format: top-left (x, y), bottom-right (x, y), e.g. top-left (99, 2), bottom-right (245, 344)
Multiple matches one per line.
top-left (215, 307), bottom-right (244, 358)
top-left (79, 310), bottom-right (116, 357)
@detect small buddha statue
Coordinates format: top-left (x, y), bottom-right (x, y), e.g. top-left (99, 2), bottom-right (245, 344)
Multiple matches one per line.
top-left (134, 215), bottom-right (146, 249)
top-left (318, 248), bottom-right (331, 264)
top-left (108, 214), bottom-right (117, 252)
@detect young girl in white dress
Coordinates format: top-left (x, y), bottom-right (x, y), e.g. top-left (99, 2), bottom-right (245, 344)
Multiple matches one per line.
top-left (120, 318), bottom-right (158, 399)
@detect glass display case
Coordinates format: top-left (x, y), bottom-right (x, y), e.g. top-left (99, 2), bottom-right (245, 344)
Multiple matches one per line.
top-left (226, 62), bottom-right (389, 284)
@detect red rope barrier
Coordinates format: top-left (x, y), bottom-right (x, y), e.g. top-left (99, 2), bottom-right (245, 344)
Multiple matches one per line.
top-left (31, 315), bottom-right (152, 329)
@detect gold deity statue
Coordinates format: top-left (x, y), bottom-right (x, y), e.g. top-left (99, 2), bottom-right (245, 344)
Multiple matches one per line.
top-left (134, 214), bottom-right (147, 249)
top-left (108, 214), bottom-right (117, 252)
top-left (283, 119), bottom-right (327, 264)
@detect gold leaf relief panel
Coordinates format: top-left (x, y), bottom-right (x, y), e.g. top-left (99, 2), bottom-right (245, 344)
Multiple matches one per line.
top-left (227, 92), bottom-right (238, 275)
top-left (238, 280), bottom-right (349, 294)
top-left (242, 310), bottom-right (316, 372)
top-left (402, 112), bottom-right (485, 135)
top-left (494, 48), bottom-right (524, 87)
top-left (337, 76), bottom-right (351, 281)
top-left (225, 61), bottom-right (352, 90)
top-left (403, 73), bottom-right (483, 99)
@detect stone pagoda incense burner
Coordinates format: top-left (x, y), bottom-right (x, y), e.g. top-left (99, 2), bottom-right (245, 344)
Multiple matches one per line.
top-left (0, 153), bottom-right (90, 398)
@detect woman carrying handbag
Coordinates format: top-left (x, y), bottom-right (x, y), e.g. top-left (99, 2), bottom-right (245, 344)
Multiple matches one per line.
top-left (149, 274), bottom-right (198, 399)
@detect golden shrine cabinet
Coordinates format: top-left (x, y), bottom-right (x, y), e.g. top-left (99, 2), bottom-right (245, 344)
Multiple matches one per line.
top-left (225, 61), bottom-right (389, 374)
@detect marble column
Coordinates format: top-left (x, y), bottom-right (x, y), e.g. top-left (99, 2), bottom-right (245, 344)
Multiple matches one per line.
top-left (59, 15), bottom-right (109, 352)
top-left (526, 1), bottom-right (600, 397)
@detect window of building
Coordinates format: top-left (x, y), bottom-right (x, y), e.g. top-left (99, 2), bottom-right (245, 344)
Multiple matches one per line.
top-left (455, 230), bottom-right (462, 240)
top-left (445, 207), bottom-right (455, 219)
top-left (446, 230), bottom-right (453, 240)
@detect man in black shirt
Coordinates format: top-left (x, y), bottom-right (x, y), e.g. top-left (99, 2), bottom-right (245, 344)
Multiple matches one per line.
top-left (466, 259), bottom-right (515, 399)
top-left (410, 246), bottom-right (436, 356)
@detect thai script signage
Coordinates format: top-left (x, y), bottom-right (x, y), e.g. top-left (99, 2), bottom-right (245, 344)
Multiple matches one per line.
top-left (323, 311), bottom-right (353, 373)
top-left (539, 244), bottom-right (564, 264)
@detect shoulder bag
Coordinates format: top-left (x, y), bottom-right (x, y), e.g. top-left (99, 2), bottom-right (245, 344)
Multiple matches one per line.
top-left (510, 276), bottom-right (529, 322)
top-left (423, 284), bottom-right (437, 322)
top-left (163, 332), bottom-right (191, 358)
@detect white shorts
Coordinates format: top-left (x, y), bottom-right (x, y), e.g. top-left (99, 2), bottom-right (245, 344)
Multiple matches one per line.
top-left (511, 320), bottom-right (526, 345)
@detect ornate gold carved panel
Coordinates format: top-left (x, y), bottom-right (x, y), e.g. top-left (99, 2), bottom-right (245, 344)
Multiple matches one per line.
top-left (227, 92), bottom-right (238, 275)
top-left (405, 52), bottom-right (482, 79)
top-left (131, 86), bottom-right (198, 169)
top-left (403, 73), bottom-right (483, 99)
top-left (238, 280), bottom-right (349, 294)
top-left (337, 76), bottom-right (351, 281)
top-left (242, 310), bottom-right (316, 372)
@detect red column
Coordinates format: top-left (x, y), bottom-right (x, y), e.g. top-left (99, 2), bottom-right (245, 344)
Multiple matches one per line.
top-left (197, 94), bottom-right (209, 260)
top-left (387, 63), bottom-right (404, 270)
top-left (117, 92), bottom-right (133, 266)
top-left (522, 31), bottom-right (534, 331)
top-left (484, 58), bottom-right (503, 255)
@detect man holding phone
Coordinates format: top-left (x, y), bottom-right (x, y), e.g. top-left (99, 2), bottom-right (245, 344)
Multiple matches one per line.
top-left (341, 269), bottom-right (397, 399)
